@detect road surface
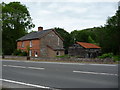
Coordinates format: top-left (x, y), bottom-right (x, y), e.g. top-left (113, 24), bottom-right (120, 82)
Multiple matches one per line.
top-left (1, 60), bottom-right (118, 89)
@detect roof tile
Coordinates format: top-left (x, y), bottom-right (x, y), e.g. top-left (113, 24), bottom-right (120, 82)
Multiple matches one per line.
top-left (77, 42), bottom-right (101, 48)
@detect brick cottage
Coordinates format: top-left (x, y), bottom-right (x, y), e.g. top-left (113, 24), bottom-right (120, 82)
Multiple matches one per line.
top-left (17, 27), bottom-right (64, 57)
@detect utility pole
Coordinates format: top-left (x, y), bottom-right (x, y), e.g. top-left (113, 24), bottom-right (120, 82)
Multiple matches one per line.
top-left (118, 1), bottom-right (120, 55)
top-left (117, 1), bottom-right (120, 32)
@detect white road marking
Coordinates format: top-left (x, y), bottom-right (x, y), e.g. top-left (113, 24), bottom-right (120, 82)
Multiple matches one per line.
top-left (6, 65), bottom-right (26, 68)
top-left (3, 65), bottom-right (45, 70)
top-left (89, 64), bottom-right (117, 67)
top-left (3, 65), bottom-right (7, 66)
top-left (0, 78), bottom-right (50, 89)
top-left (28, 67), bottom-right (44, 70)
top-left (73, 70), bottom-right (118, 76)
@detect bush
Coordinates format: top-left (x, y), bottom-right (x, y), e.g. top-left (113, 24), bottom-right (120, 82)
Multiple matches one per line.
top-left (113, 55), bottom-right (120, 61)
top-left (21, 51), bottom-right (27, 56)
top-left (13, 49), bottom-right (22, 55)
top-left (98, 53), bottom-right (113, 59)
top-left (13, 49), bottom-right (27, 56)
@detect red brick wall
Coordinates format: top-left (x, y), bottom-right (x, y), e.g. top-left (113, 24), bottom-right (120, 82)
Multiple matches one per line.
top-left (17, 39), bottom-right (40, 57)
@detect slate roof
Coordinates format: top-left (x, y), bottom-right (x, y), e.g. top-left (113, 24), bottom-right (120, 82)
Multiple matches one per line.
top-left (17, 29), bottom-right (53, 41)
top-left (47, 45), bottom-right (64, 51)
top-left (77, 42), bottom-right (101, 49)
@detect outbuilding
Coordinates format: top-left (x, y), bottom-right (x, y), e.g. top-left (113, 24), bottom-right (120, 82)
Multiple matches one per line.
top-left (68, 42), bottom-right (101, 58)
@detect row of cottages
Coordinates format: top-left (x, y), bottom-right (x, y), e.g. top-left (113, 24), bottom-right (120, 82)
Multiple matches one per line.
top-left (17, 27), bottom-right (65, 57)
top-left (68, 42), bottom-right (101, 58)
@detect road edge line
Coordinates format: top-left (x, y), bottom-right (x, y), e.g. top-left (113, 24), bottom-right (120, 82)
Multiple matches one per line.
top-left (0, 78), bottom-right (50, 89)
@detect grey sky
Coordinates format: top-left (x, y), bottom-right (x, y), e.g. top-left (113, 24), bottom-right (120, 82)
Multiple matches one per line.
top-left (3, 0), bottom-right (119, 32)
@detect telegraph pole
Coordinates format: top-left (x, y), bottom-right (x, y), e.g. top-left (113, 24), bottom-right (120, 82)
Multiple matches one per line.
top-left (118, 1), bottom-right (120, 55)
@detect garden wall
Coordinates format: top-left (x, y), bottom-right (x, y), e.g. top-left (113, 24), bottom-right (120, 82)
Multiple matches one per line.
top-left (3, 55), bottom-right (115, 63)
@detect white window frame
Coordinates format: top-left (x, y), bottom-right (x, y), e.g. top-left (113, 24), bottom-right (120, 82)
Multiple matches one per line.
top-left (22, 41), bottom-right (24, 47)
top-left (29, 50), bottom-right (32, 56)
top-left (30, 40), bottom-right (32, 47)
top-left (35, 52), bottom-right (38, 57)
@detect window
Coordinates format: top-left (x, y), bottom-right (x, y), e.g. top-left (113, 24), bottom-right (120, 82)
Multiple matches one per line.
top-left (56, 51), bottom-right (60, 56)
top-left (22, 41), bottom-right (24, 47)
top-left (29, 50), bottom-right (32, 56)
top-left (30, 41), bottom-right (32, 47)
top-left (35, 52), bottom-right (38, 57)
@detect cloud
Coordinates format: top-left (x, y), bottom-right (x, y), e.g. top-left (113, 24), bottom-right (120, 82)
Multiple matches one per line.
top-left (3, 0), bottom-right (119, 3)
top-left (40, 10), bottom-right (52, 14)
top-left (2, 1), bottom-right (118, 33)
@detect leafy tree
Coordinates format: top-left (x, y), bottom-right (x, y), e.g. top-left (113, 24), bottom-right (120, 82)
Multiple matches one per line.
top-left (103, 8), bottom-right (120, 55)
top-left (88, 36), bottom-right (95, 43)
top-left (71, 9), bottom-right (120, 55)
top-left (70, 30), bottom-right (78, 44)
top-left (70, 29), bottom-right (97, 44)
top-left (2, 2), bottom-right (35, 55)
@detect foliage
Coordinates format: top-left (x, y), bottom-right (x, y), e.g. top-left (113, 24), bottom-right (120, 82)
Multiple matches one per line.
top-left (13, 49), bottom-right (21, 55)
top-left (2, 2), bottom-right (35, 55)
top-left (98, 53), bottom-right (113, 59)
top-left (2, 2), bottom-right (120, 57)
top-left (70, 29), bottom-right (97, 44)
top-left (113, 55), bottom-right (120, 61)
top-left (13, 49), bottom-right (27, 56)
top-left (101, 8), bottom-right (120, 54)
top-left (69, 8), bottom-right (120, 55)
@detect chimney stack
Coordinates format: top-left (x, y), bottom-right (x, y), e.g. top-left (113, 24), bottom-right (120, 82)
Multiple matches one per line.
top-left (38, 26), bottom-right (43, 31)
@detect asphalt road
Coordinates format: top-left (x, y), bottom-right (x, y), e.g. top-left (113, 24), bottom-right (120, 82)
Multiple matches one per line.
top-left (1, 60), bottom-right (118, 89)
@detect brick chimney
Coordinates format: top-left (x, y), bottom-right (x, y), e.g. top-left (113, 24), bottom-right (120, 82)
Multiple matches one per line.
top-left (38, 26), bottom-right (43, 31)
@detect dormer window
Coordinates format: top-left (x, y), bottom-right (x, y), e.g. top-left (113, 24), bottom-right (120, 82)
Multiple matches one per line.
top-left (22, 41), bottom-right (24, 47)
top-left (30, 40), bottom-right (32, 47)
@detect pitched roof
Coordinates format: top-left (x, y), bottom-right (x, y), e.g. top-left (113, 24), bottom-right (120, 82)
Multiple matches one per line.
top-left (17, 29), bottom-right (63, 41)
top-left (77, 42), bottom-right (101, 49)
top-left (47, 45), bottom-right (64, 51)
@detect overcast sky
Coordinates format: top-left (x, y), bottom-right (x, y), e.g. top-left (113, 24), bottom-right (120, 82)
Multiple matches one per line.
top-left (3, 0), bottom-right (119, 32)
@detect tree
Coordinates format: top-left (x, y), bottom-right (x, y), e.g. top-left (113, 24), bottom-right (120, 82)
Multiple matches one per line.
top-left (70, 29), bottom-right (97, 44)
top-left (88, 36), bottom-right (95, 43)
top-left (2, 2), bottom-right (35, 55)
top-left (104, 8), bottom-right (120, 55)
top-left (70, 30), bottom-right (78, 44)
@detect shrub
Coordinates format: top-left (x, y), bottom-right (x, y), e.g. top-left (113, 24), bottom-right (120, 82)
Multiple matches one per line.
top-left (21, 51), bottom-right (27, 56)
top-left (13, 49), bottom-right (27, 56)
top-left (98, 53), bottom-right (113, 59)
top-left (13, 49), bottom-right (22, 55)
top-left (113, 55), bottom-right (120, 61)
